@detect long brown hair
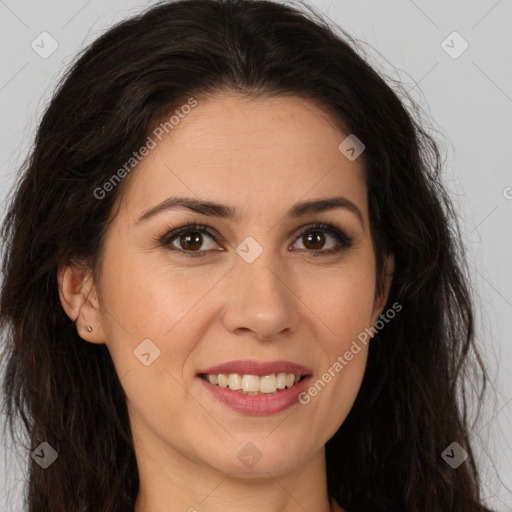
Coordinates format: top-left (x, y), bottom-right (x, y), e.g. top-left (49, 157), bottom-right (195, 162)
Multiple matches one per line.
top-left (0, 1), bottom-right (495, 510)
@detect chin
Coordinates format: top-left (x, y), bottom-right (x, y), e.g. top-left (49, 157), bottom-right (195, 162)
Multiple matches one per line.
top-left (205, 438), bottom-right (313, 477)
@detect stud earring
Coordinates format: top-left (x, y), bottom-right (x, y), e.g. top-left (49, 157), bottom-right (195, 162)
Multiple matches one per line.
top-left (85, 325), bottom-right (93, 332)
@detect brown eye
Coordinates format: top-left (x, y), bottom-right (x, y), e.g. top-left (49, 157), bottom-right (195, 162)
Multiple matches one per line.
top-left (162, 223), bottom-right (220, 257)
top-left (302, 231), bottom-right (327, 251)
top-left (161, 222), bottom-right (353, 259)
top-left (291, 223), bottom-right (353, 256)
top-left (176, 232), bottom-right (203, 251)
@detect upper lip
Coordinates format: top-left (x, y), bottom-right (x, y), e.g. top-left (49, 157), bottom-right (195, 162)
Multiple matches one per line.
top-left (199, 359), bottom-right (312, 377)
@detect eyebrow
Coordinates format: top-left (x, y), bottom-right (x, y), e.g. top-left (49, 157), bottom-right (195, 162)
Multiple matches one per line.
top-left (135, 195), bottom-right (364, 228)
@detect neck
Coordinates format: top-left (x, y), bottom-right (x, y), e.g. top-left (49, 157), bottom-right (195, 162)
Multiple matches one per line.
top-left (133, 433), bottom-right (338, 512)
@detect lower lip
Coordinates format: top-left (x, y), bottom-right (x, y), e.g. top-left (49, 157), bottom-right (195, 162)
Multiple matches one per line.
top-left (198, 375), bottom-right (312, 416)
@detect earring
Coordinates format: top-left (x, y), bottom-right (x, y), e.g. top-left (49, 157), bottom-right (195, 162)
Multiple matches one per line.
top-left (85, 325), bottom-right (93, 332)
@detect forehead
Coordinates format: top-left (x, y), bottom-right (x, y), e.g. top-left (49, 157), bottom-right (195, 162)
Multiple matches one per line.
top-left (117, 92), bottom-right (368, 223)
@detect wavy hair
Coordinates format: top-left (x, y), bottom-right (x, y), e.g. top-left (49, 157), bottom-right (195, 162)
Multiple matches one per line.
top-left (0, 0), bottom-right (494, 510)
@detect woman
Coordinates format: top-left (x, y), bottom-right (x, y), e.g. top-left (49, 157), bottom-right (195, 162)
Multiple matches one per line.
top-left (0, 0), bottom-right (495, 510)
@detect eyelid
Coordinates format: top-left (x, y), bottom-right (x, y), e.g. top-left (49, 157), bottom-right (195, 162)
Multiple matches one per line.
top-left (160, 220), bottom-right (220, 245)
top-left (291, 222), bottom-right (354, 255)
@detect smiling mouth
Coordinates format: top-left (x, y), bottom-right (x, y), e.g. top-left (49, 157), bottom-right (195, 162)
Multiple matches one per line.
top-left (199, 372), bottom-right (307, 395)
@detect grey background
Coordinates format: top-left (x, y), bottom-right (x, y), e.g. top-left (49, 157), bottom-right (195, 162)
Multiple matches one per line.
top-left (0, 0), bottom-right (511, 510)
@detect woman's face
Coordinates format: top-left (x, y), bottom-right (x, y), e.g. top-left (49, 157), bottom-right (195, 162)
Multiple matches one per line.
top-left (80, 93), bottom-right (392, 478)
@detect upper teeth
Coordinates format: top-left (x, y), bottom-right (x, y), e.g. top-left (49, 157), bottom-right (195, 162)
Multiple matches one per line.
top-left (204, 373), bottom-right (301, 394)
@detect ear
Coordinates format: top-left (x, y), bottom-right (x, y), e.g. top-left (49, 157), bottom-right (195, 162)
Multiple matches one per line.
top-left (370, 253), bottom-right (395, 326)
top-left (57, 261), bottom-right (106, 344)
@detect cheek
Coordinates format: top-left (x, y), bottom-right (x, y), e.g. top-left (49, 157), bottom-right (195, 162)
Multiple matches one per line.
top-left (98, 246), bottom-right (203, 337)
top-left (96, 248), bottom-right (228, 393)
top-left (306, 259), bottom-right (377, 347)
top-left (297, 257), bottom-right (375, 421)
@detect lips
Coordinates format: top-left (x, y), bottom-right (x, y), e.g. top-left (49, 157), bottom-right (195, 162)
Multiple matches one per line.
top-left (196, 359), bottom-right (314, 415)
top-left (198, 359), bottom-right (312, 377)
top-left (198, 372), bottom-right (313, 415)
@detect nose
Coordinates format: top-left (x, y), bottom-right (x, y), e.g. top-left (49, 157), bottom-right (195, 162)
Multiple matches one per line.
top-left (221, 248), bottom-right (300, 342)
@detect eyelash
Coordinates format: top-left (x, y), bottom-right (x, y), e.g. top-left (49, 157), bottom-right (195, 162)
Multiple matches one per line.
top-left (159, 220), bottom-right (354, 258)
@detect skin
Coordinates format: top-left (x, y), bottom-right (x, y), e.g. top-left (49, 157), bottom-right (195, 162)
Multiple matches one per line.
top-left (58, 92), bottom-right (394, 512)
